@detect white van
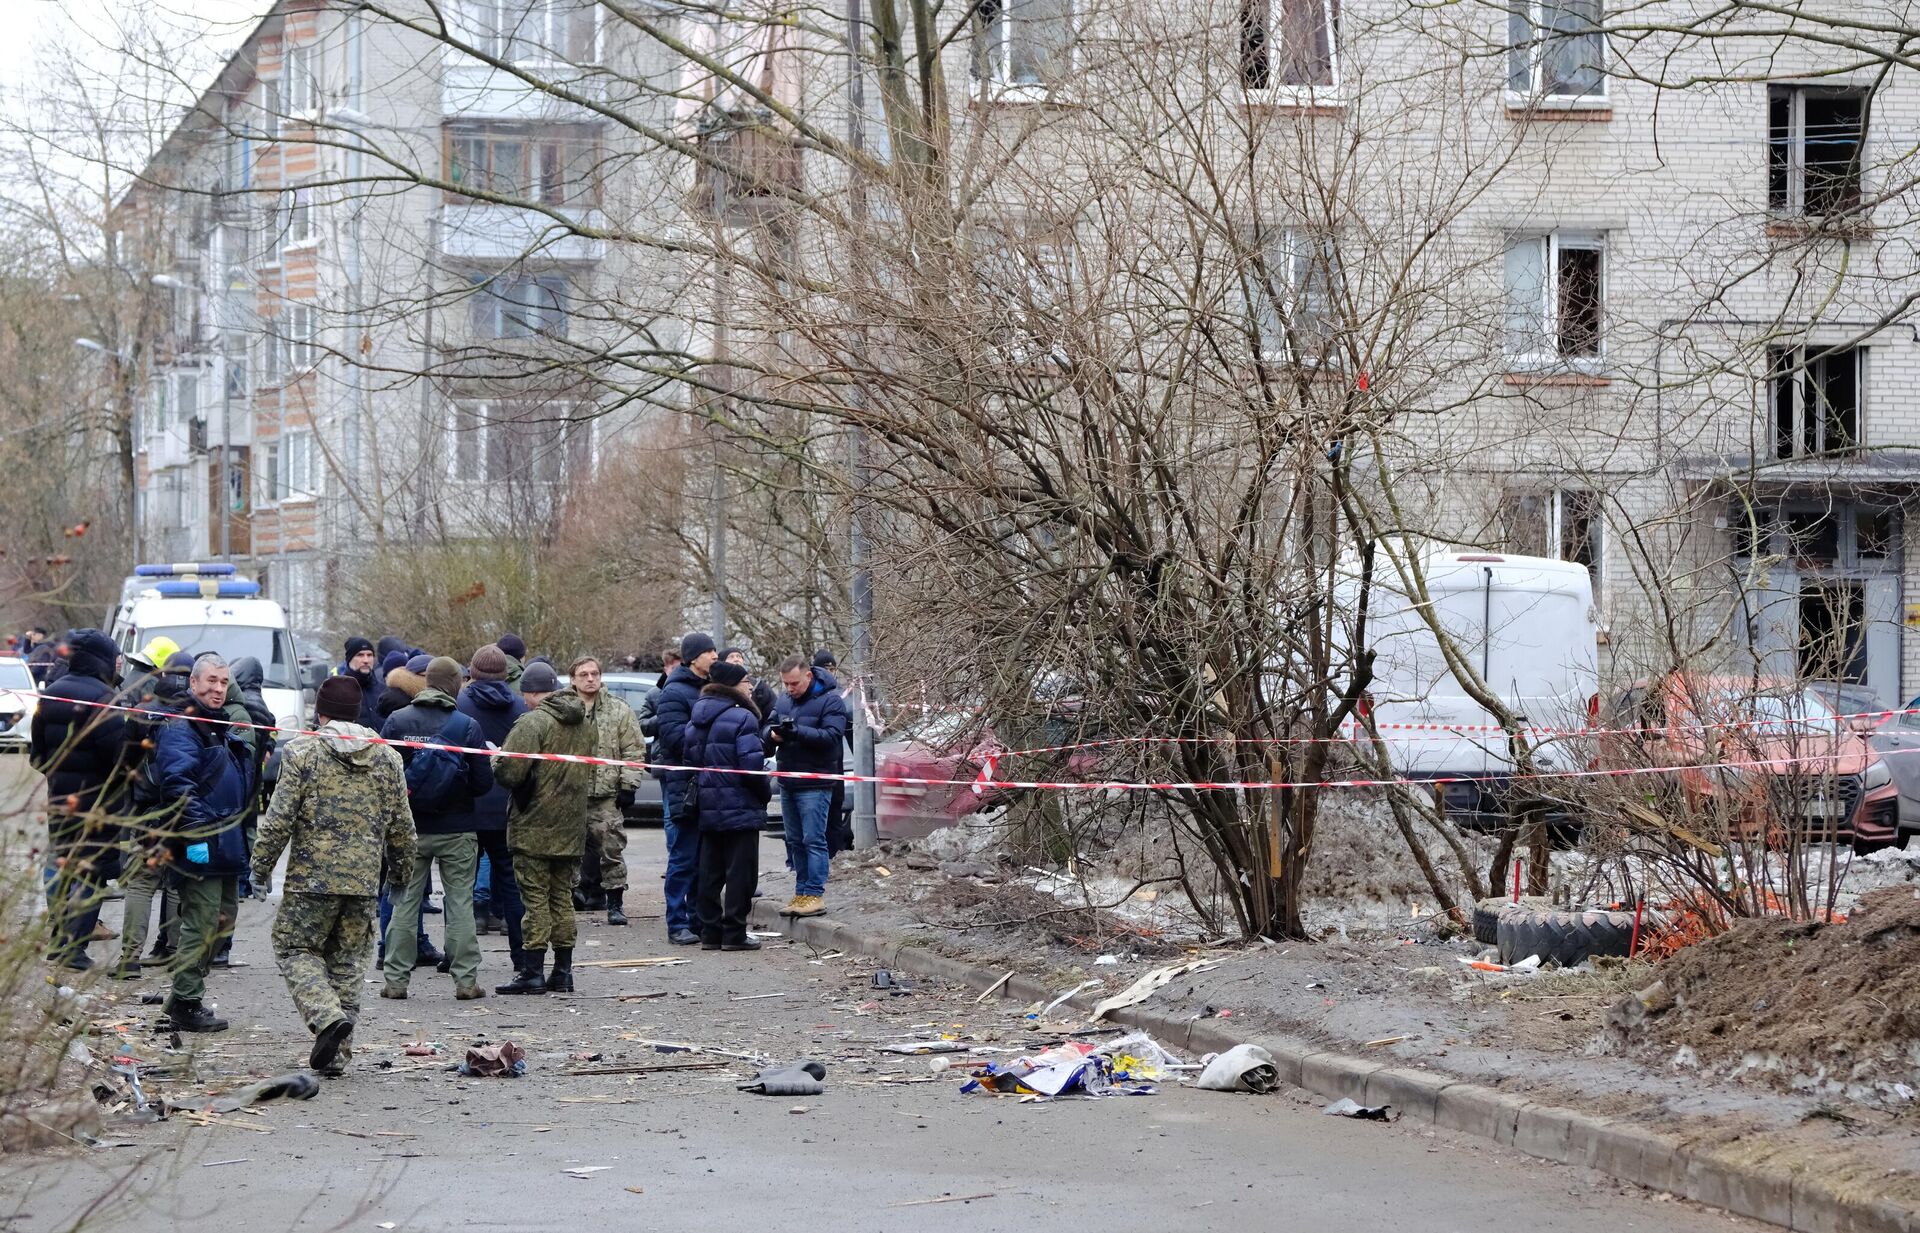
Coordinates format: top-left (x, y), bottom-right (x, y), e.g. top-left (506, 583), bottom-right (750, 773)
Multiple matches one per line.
top-left (1339, 550), bottom-right (1600, 827)
top-left (108, 563), bottom-right (306, 732)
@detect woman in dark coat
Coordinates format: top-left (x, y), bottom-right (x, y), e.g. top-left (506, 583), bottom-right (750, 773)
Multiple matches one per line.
top-left (684, 660), bottom-right (770, 951)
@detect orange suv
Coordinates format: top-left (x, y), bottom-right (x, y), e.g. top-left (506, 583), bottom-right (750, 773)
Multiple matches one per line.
top-left (1600, 675), bottom-right (1898, 851)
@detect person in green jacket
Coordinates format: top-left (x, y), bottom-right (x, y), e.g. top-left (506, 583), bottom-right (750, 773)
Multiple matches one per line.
top-left (572, 656), bottom-right (646, 926)
top-left (490, 663), bottom-right (593, 994)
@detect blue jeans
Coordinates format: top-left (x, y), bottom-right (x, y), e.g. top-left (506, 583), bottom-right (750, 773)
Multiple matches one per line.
top-left (378, 884), bottom-right (431, 951)
top-left (661, 780), bottom-right (701, 933)
top-left (781, 788), bottom-right (833, 897)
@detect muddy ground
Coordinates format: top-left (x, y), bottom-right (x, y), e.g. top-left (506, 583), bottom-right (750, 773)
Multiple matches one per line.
top-left (836, 803), bottom-right (1920, 1199)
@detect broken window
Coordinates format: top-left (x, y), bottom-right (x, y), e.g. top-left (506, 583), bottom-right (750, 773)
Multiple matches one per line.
top-left (1500, 487), bottom-right (1603, 598)
top-left (1769, 345), bottom-right (1862, 458)
top-left (1768, 86), bottom-right (1866, 217)
top-left (1240, 0), bottom-right (1339, 89)
top-left (1504, 232), bottom-right (1604, 363)
top-left (1799, 580), bottom-right (1866, 683)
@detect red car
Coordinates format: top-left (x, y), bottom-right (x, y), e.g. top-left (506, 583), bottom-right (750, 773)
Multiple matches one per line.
top-left (875, 713), bottom-right (1008, 841)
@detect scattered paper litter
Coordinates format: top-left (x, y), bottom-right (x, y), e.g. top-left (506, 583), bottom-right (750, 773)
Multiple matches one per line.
top-left (563, 1166), bottom-right (613, 1178)
top-left (1091, 959), bottom-right (1223, 1021)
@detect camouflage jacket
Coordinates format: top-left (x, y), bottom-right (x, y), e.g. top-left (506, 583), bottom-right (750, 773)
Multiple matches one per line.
top-left (251, 721), bottom-right (415, 897)
top-left (494, 690), bottom-right (593, 858)
top-left (583, 691), bottom-right (646, 800)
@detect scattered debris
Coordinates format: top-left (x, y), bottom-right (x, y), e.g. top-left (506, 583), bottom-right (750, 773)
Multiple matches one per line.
top-left (961, 1033), bottom-right (1178, 1099)
top-left (200, 1158), bottom-right (250, 1168)
top-left (1091, 959), bottom-right (1223, 1021)
top-left (562, 1062), bottom-right (727, 1077)
top-left (462, 1042), bottom-right (527, 1078)
top-left (1195, 1045), bottom-right (1280, 1094)
top-left (789, 1105), bottom-right (808, 1115)
top-left (1323, 1097), bottom-right (1393, 1121)
top-left (211, 1072), bottom-right (319, 1112)
top-left (562, 1166), bottom-right (613, 1178)
top-left (888, 1193), bottom-right (998, 1209)
top-left (738, 1061), bottom-right (827, 1096)
top-left (729, 993), bottom-right (788, 1002)
top-left (572, 958), bottom-right (692, 969)
top-left (1040, 980), bottom-right (1102, 1018)
top-left (877, 1041), bottom-right (969, 1055)
top-left (974, 972), bottom-right (1013, 1003)
top-left (1362, 1036), bottom-right (1408, 1048)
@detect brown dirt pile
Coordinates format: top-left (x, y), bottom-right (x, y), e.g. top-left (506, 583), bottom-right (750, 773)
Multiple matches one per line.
top-left (923, 879), bottom-right (1187, 958)
top-left (1634, 886), bottom-right (1920, 1090)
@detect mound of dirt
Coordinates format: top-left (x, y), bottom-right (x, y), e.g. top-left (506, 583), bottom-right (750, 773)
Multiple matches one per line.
top-left (921, 879), bottom-right (1187, 958)
top-left (1624, 886), bottom-right (1920, 1101)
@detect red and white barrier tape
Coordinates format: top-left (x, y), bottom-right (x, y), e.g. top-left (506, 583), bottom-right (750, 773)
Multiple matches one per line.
top-left (6, 688), bottom-right (1906, 796)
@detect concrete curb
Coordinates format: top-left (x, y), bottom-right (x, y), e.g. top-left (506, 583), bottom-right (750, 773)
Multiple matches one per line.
top-left (749, 903), bottom-right (1919, 1233)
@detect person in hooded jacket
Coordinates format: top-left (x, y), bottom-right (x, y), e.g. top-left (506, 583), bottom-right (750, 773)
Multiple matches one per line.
top-left (496, 633), bottom-right (527, 689)
top-left (379, 656), bottom-right (492, 1000)
top-left (252, 675), bottom-right (415, 1076)
top-left (377, 653), bottom-right (429, 720)
top-left (374, 636), bottom-right (409, 679)
top-left (457, 644), bottom-right (528, 973)
top-left (152, 654), bottom-right (256, 1032)
top-left (28, 629), bottom-right (135, 971)
top-left (652, 633), bottom-right (717, 945)
top-left (686, 659), bottom-right (771, 952)
top-left (114, 647), bottom-right (191, 976)
top-left (490, 663), bottom-right (593, 994)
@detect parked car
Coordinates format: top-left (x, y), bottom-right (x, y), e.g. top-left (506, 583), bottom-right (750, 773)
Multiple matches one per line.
top-left (0, 656), bottom-right (38, 752)
top-left (1866, 692), bottom-right (1920, 849)
top-left (1599, 675), bottom-right (1898, 851)
top-left (1806, 680), bottom-right (1886, 733)
top-left (600, 671), bottom-right (665, 825)
top-left (872, 712), bottom-right (1009, 841)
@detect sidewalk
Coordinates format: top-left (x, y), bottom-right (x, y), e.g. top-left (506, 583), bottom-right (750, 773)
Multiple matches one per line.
top-left (750, 843), bottom-right (1920, 1233)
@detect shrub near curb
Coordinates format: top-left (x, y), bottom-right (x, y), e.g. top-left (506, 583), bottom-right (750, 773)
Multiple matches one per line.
top-left (748, 902), bottom-right (1920, 1233)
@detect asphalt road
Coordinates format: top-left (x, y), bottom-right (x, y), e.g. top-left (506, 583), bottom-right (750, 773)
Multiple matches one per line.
top-left (0, 756), bottom-right (1758, 1233)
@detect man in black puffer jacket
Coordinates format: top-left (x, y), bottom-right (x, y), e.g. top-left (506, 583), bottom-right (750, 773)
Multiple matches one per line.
top-left (29, 629), bottom-right (135, 971)
top-left (652, 633), bottom-right (717, 946)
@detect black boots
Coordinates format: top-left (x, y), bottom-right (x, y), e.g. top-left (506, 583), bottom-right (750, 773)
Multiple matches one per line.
top-left (545, 947), bottom-right (575, 993)
top-left (309, 1017), bottom-right (353, 1073)
top-left (496, 948), bottom-right (548, 995)
top-left (606, 891), bottom-right (627, 927)
top-left (163, 997), bottom-right (229, 1033)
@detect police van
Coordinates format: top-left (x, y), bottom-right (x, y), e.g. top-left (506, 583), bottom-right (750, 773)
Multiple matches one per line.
top-left (108, 563), bottom-right (307, 731)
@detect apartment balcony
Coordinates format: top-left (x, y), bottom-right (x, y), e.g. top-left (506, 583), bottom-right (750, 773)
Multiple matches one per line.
top-left (439, 203), bottom-right (605, 263)
top-left (443, 61), bottom-right (605, 123)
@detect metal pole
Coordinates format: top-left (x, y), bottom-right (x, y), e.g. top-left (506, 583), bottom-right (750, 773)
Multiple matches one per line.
top-left (709, 145), bottom-right (730, 643)
top-left (846, 0), bottom-right (877, 848)
top-left (220, 330), bottom-right (232, 560)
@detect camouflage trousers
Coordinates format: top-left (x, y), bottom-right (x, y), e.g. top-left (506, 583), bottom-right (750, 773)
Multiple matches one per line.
top-left (271, 892), bottom-right (377, 1037)
top-left (584, 798), bottom-right (629, 891)
top-left (513, 855), bottom-right (578, 951)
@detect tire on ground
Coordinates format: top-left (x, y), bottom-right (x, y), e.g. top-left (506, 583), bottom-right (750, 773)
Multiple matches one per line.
top-left (1471, 895), bottom-right (1550, 946)
top-left (1496, 906), bottom-right (1637, 966)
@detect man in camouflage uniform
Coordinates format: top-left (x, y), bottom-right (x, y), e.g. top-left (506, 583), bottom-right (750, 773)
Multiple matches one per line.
top-left (570, 656), bottom-right (645, 926)
top-left (250, 676), bottom-right (414, 1075)
top-left (491, 663), bottom-right (593, 995)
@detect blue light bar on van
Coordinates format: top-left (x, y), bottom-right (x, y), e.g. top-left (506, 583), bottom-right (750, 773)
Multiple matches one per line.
top-left (135, 563), bottom-right (238, 578)
top-left (152, 579), bottom-right (260, 598)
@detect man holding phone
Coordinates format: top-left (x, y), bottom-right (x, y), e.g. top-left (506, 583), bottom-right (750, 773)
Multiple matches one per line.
top-left (768, 656), bottom-right (851, 917)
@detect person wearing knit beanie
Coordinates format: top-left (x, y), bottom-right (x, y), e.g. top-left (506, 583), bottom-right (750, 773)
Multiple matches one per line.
top-left (315, 676), bottom-right (364, 724)
top-left (679, 632), bottom-right (717, 665)
top-left (425, 656), bottom-right (463, 697)
top-left (379, 649), bottom-right (408, 682)
top-left (470, 644), bottom-right (509, 682)
top-left (497, 633), bottom-right (527, 662)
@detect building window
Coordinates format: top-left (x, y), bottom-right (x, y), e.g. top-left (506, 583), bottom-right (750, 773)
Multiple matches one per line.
top-left (467, 274), bottom-right (569, 338)
top-left (1770, 345), bottom-right (1862, 458)
top-left (1240, 0), bottom-right (1338, 90)
top-left (174, 371), bottom-right (199, 427)
top-left (1799, 581), bottom-right (1866, 683)
top-left (284, 188), bottom-right (315, 246)
top-left (287, 303), bottom-right (319, 370)
top-left (261, 79), bottom-right (281, 139)
top-left (1248, 229), bottom-right (1338, 359)
top-left (1503, 232), bottom-right (1603, 364)
top-left (1507, 1), bottom-right (1605, 100)
top-left (448, 399), bottom-right (578, 484)
top-left (257, 441), bottom-right (279, 506)
top-left (1768, 86), bottom-right (1867, 218)
top-left (972, 0), bottom-right (1073, 91)
top-left (1502, 487), bottom-right (1603, 597)
top-left (274, 429), bottom-right (317, 501)
top-left (447, 124), bottom-right (600, 205)
top-left (469, 0), bottom-right (597, 63)
top-left (284, 39), bottom-right (321, 115)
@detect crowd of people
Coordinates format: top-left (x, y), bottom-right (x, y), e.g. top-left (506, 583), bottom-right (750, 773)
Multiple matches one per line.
top-left (20, 625), bottom-right (852, 1075)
